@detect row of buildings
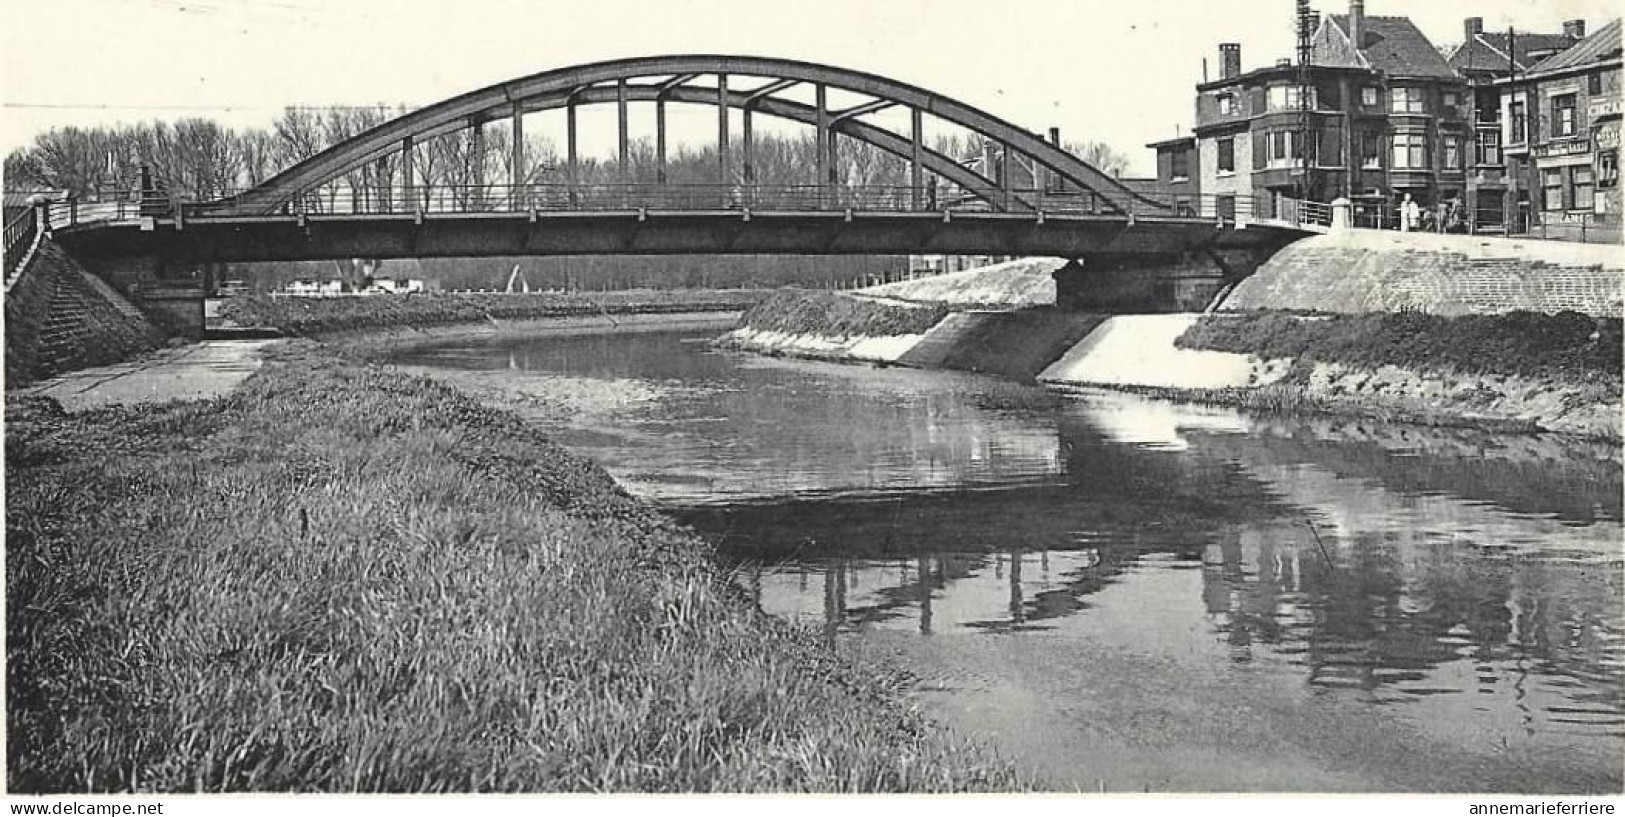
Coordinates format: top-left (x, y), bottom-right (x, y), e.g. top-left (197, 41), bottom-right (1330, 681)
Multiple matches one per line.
top-left (1147, 1), bottom-right (1621, 239)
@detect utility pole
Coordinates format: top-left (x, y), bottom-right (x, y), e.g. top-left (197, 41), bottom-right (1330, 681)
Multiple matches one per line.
top-left (1296, 0), bottom-right (1315, 202)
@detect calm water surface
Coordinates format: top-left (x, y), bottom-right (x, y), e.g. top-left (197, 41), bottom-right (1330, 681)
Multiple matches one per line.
top-left (396, 327), bottom-right (1625, 793)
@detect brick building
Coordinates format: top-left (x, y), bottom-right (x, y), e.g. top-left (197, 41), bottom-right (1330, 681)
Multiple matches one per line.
top-left (1145, 136), bottom-right (1198, 215)
top-left (1446, 18), bottom-right (1583, 232)
top-left (1193, 1), bottom-right (1469, 227)
top-left (1495, 18), bottom-right (1622, 241)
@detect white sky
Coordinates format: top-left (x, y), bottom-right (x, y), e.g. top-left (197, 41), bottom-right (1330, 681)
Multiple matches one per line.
top-left (1, 0), bottom-right (1618, 176)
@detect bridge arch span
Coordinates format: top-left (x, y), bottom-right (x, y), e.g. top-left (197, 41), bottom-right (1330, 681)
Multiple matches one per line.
top-left (216, 55), bottom-right (1168, 217)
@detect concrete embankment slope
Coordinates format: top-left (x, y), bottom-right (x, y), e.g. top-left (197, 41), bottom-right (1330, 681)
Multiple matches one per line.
top-left (1039, 313), bottom-right (1620, 441)
top-left (5, 238), bottom-right (164, 387)
top-left (1224, 229), bottom-right (1624, 317)
top-left (860, 258), bottom-right (1064, 307)
top-left (1039, 315), bottom-right (1289, 389)
top-left (722, 261), bottom-right (1105, 379)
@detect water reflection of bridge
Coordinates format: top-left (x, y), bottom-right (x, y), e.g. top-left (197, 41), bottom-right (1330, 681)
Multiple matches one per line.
top-left (696, 402), bottom-right (1624, 759)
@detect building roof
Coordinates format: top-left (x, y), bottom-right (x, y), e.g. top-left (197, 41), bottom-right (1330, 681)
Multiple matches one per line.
top-left (1448, 31), bottom-right (1581, 75)
top-left (1324, 14), bottom-right (1458, 79)
top-left (1145, 135), bottom-right (1195, 150)
top-left (1527, 18), bottom-right (1622, 74)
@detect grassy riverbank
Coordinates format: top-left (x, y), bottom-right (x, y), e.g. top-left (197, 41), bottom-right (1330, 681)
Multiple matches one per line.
top-left (737, 290), bottom-right (948, 337)
top-left (218, 289), bottom-right (768, 336)
top-left (6, 343), bottom-right (1021, 793)
top-left (1163, 310), bottom-right (1622, 440)
top-left (1177, 310), bottom-right (1623, 384)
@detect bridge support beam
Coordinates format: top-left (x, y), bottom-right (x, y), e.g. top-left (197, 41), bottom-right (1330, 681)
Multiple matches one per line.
top-left (567, 96), bottom-right (579, 204)
top-left (717, 74), bottom-right (730, 192)
top-left (511, 103), bottom-right (525, 198)
top-left (617, 79), bottom-right (629, 181)
top-left (470, 118), bottom-right (486, 210)
top-left (742, 107), bottom-right (754, 185)
top-left (401, 135), bottom-right (415, 212)
top-left (911, 108), bottom-right (923, 210)
top-left (1000, 142), bottom-right (1014, 211)
top-left (815, 84), bottom-right (828, 206)
top-left (656, 96), bottom-right (667, 185)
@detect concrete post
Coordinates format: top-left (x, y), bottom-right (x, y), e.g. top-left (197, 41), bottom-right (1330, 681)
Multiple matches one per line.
top-left (1331, 197), bottom-right (1352, 230)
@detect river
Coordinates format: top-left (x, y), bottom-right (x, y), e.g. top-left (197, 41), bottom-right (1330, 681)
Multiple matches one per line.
top-left (394, 324), bottom-right (1625, 794)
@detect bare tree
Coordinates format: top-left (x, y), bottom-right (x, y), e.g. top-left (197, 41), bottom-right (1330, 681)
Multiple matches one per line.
top-left (1065, 139), bottom-right (1131, 179)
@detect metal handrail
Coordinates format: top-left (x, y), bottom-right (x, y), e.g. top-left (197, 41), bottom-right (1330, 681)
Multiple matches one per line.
top-left (4, 207), bottom-right (43, 293)
top-left (44, 180), bottom-right (1335, 236)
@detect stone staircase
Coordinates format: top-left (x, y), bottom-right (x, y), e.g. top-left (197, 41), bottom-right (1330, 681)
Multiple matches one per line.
top-left (4, 239), bottom-right (161, 385)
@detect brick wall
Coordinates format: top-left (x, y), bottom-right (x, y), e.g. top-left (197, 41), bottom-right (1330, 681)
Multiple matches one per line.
top-left (5, 238), bottom-right (163, 386)
top-left (1223, 230), bottom-right (1624, 317)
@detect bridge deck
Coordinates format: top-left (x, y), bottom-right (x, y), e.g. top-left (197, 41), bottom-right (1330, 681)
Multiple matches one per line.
top-left (51, 207), bottom-right (1309, 263)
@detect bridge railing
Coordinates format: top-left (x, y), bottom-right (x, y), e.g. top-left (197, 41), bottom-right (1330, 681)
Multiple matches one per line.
top-left (4, 206), bottom-right (43, 292)
top-left (48, 180), bottom-right (1333, 236)
top-left (204, 183), bottom-right (1135, 218)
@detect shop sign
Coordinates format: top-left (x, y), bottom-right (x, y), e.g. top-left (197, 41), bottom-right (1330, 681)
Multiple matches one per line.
top-left (1597, 123), bottom-right (1620, 151)
top-left (1590, 97), bottom-right (1623, 120)
top-left (1534, 140), bottom-right (1591, 159)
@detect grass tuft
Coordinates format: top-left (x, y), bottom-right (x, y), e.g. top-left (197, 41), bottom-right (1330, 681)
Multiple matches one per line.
top-left (736, 290), bottom-right (949, 338)
top-left (218, 290), bottom-right (768, 337)
top-left (6, 345), bottom-right (1022, 793)
top-left (1177, 310), bottom-right (1623, 386)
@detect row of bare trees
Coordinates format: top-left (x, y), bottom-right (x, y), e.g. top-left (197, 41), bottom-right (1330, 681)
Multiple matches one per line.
top-left (5, 107), bottom-right (1132, 211)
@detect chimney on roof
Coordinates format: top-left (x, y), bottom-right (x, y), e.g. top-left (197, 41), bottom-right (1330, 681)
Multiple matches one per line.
top-left (1048, 127), bottom-right (1061, 146)
top-left (1349, 0), bottom-right (1365, 49)
top-left (1563, 19), bottom-right (1586, 39)
top-left (1464, 17), bottom-right (1483, 40)
top-left (1219, 43), bottom-right (1242, 79)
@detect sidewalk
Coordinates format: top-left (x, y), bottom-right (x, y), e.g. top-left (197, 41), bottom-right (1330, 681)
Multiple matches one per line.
top-left (16, 339), bottom-right (280, 411)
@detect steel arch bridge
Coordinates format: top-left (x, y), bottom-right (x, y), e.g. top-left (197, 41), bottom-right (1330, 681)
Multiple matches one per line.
top-left (207, 54), bottom-right (1172, 218)
top-left (43, 54), bottom-right (1323, 277)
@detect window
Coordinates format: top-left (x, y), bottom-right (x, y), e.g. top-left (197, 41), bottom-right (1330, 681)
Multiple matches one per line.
top-left (1360, 131), bottom-right (1383, 169)
top-left (1361, 86), bottom-right (1379, 107)
top-left (1476, 129), bottom-right (1501, 166)
top-left (1217, 138), bottom-right (1236, 173)
top-left (1553, 94), bottom-right (1578, 137)
top-left (1590, 73), bottom-right (1604, 96)
top-left (1442, 135), bottom-right (1462, 171)
top-left (1573, 165), bottom-right (1595, 210)
top-left (1268, 85), bottom-right (1315, 112)
top-left (1390, 86), bottom-right (1426, 114)
top-left (1543, 167), bottom-right (1565, 211)
top-left (1170, 148), bottom-right (1190, 181)
top-left (1391, 133), bottom-right (1429, 169)
top-left (1217, 94), bottom-right (1235, 115)
top-left (1443, 91), bottom-right (1459, 107)
top-left (1509, 101), bottom-right (1527, 144)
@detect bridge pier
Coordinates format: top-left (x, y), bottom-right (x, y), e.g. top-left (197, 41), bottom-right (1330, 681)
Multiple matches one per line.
top-left (65, 249), bottom-right (206, 339)
top-left (1053, 253), bottom-right (1230, 313)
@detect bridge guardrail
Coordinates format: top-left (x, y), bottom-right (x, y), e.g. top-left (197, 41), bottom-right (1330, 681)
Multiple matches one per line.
top-left (48, 180), bottom-right (1334, 236)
